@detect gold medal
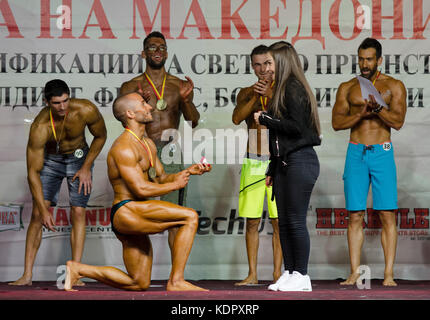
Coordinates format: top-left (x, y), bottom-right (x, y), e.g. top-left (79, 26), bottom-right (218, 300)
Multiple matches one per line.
top-left (148, 167), bottom-right (157, 180)
top-left (144, 73), bottom-right (167, 111)
top-left (156, 99), bottom-right (167, 111)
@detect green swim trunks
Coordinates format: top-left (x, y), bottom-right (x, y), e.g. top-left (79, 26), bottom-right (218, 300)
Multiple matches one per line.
top-left (157, 144), bottom-right (187, 206)
top-left (238, 155), bottom-right (277, 219)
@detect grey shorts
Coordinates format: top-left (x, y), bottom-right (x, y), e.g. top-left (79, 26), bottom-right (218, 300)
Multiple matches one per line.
top-left (40, 147), bottom-right (92, 208)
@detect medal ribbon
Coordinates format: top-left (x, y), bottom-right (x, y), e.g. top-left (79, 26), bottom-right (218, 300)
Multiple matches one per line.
top-left (372, 71), bottom-right (380, 85)
top-left (144, 72), bottom-right (166, 101)
top-left (49, 108), bottom-right (68, 151)
top-left (259, 81), bottom-right (275, 111)
top-left (125, 127), bottom-right (154, 167)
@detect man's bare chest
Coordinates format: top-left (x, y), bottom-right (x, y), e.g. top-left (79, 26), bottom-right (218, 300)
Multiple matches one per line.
top-left (49, 113), bottom-right (86, 141)
top-left (347, 82), bottom-right (392, 107)
top-left (139, 80), bottom-right (182, 107)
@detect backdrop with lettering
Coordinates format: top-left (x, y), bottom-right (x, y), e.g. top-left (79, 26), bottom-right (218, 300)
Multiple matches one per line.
top-left (0, 0), bottom-right (429, 282)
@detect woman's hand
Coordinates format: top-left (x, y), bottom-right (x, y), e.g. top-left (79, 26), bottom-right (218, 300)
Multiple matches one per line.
top-left (254, 111), bottom-right (262, 125)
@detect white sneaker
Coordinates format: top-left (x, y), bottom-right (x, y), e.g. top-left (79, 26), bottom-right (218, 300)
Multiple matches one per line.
top-left (268, 271), bottom-right (290, 291)
top-left (278, 271), bottom-right (312, 292)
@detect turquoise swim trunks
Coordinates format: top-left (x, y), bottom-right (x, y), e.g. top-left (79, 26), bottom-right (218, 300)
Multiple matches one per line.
top-left (343, 141), bottom-right (398, 211)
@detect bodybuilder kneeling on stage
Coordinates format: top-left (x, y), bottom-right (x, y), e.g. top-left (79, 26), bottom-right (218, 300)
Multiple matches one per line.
top-left (65, 92), bottom-right (211, 291)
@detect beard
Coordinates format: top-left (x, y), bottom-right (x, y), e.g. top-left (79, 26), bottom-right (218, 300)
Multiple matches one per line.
top-left (142, 114), bottom-right (153, 123)
top-left (146, 56), bottom-right (166, 69)
top-left (360, 65), bottom-right (378, 79)
top-left (135, 111), bottom-right (153, 124)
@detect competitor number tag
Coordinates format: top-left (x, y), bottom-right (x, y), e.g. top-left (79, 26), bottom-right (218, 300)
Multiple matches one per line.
top-left (382, 143), bottom-right (391, 151)
top-left (74, 149), bottom-right (84, 158)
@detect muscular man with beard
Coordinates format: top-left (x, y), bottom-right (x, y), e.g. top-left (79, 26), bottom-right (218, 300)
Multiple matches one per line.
top-left (332, 38), bottom-right (407, 286)
top-left (120, 32), bottom-right (200, 255)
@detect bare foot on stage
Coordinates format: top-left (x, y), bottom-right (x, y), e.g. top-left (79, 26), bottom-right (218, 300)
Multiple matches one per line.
top-left (383, 276), bottom-right (397, 286)
top-left (167, 279), bottom-right (208, 291)
top-left (340, 273), bottom-right (360, 285)
top-left (64, 260), bottom-right (82, 291)
top-left (76, 279), bottom-right (86, 286)
top-left (8, 276), bottom-right (32, 286)
top-left (234, 276), bottom-right (258, 286)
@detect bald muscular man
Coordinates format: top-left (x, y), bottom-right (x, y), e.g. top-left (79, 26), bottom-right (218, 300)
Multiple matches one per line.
top-left (65, 93), bottom-right (210, 291)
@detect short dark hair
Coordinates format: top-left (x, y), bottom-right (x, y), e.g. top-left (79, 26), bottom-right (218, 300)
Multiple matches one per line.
top-left (358, 37), bottom-right (382, 59)
top-left (250, 45), bottom-right (269, 58)
top-left (44, 79), bottom-right (70, 101)
top-left (143, 31), bottom-right (166, 49)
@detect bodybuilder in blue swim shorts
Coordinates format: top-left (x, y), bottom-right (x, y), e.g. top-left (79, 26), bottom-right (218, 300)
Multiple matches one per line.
top-left (332, 38), bottom-right (407, 287)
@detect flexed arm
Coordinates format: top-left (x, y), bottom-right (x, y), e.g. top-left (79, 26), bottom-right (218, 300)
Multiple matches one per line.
top-left (114, 145), bottom-right (187, 199)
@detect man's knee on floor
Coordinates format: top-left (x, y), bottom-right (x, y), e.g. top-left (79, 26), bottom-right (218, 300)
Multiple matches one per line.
top-left (134, 277), bottom-right (150, 290)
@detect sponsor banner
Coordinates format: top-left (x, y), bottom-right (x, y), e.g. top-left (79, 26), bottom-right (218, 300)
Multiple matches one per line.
top-left (0, 204), bottom-right (23, 232)
top-left (39, 206), bottom-right (115, 236)
top-left (0, 0), bottom-right (429, 281)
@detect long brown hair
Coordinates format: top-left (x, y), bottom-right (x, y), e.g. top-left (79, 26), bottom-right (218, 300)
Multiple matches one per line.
top-left (268, 41), bottom-right (321, 136)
